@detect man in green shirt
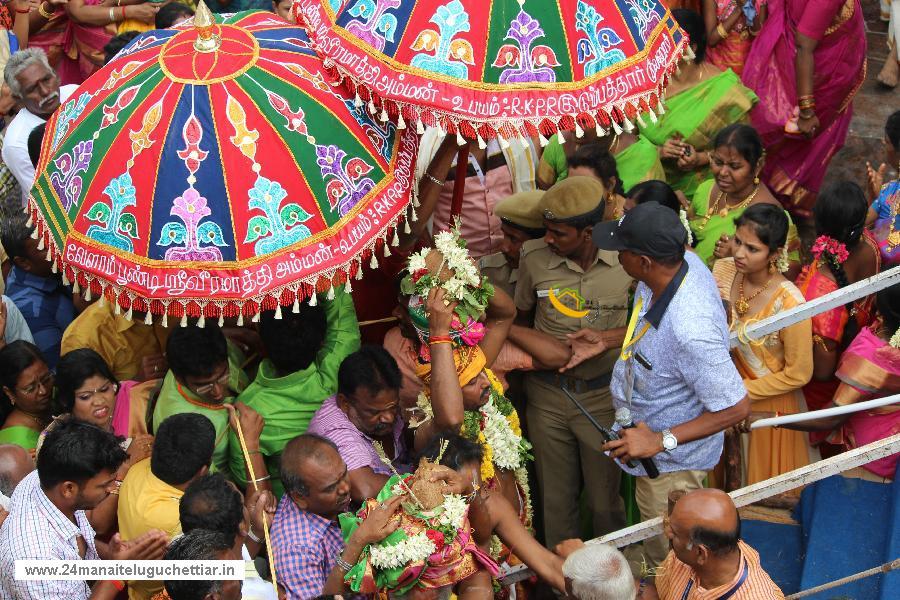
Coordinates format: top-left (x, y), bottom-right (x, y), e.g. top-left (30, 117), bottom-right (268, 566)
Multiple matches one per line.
top-left (229, 288), bottom-right (360, 497)
top-left (152, 324), bottom-right (250, 476)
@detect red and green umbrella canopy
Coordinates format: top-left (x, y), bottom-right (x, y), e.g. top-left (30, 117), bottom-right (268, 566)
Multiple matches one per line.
top-left (295, 0), bottom-right (687, 143)
top-left (29, 9), bottom-right (418, 324)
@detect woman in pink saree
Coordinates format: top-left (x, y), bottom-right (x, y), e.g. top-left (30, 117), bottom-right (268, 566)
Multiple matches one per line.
top-left (740, 0), bottom-right (866, 217)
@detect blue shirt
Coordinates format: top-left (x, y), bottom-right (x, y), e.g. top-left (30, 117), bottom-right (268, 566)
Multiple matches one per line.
top-left (610, 251), bottom-right (746, 475)
top-left (5, 266), bottom-right (75, 368)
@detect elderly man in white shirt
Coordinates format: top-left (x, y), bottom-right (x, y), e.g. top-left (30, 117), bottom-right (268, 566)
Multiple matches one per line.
top-left (1, 48), bottom-right (78, 205)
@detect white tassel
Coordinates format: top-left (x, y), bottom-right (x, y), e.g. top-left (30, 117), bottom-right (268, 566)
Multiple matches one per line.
top-left (236, 312), bottom-right (243, 326)
top-left (197, 312), bottom-right (205, 328)
top-left (498, 134), bottom-right (510, 150)
top-left (274, 303), bottom-right (282, 319)
top-left (218, 313), bottom-right (224, 327)
top-left (519, 135), bottom-right (530, 150)
top-left (36, 236), bottom-right (44, 251)
top-left (61, 271), bottom-right (69, 286)
top-left (344, 278), bottom-right (353, 293)
top-left (327, 285), bottom-right (335, 300)
top-left (684, 44), bottom-right (695, 61)
top-left (397, 111), bottom-right (406, 130)
top-left (404, 219), bottom-right (411, 234)
top-left (556, 130), bottom-right (565, 144)
top-left (657, 96), bottom-right (666, 114)
top-left (124, 301), bottom-right (133, 321)
top-left (476, 132), bottom-right (486, 150)
top-left (416, 119), bottom-right (425, 135)
top-left (538, 132), bottom-right (549, 147)
top-left (383, 240), bottom-right (391, 257)
top-left (409, 205), bottom-right (418, 222)
top-left (438, 123), bottom-right (447, 138)
top-left (46, 247), bottom-right (53, 262)
top-left (354, 91), bottom-right (363, 108)
top-left (180, 312), bottom-right (188, 327)
top-left (368, 98), bottom-right (377, 115)
top-left (612, 119), bottom-right (624, 135)
top-left (456, 129), bottom-right (465, 146)
top-left (98, 292), bottom-right (105, 307)
top-left (114, 299), bottom-right (122, 315)
top-left (355, 265), bottom-right (364, 280)
top-left (25, 215), bottom-right (32, 228)
top-left (392, 228), bottom-right (399, 246)
top-left (251, 311), bottom-right (260, 323)
top-left (145, 310), bottom-right (154, 325)
top-left (380, 106), bottom-right (389, 122)
top-left (575, 120), bottom-right (584, 138)
top-left (73, 278), bottom-right (80, 294)
top-left (309, 291), bottom-right (318, 306)
top-left (623, 114), bottom-right (635, 132)
top-left (292, 296), bottom-right (300, 313)
top-left (595, 122), bottom-right (607, 137)
top-left (370, 252), bottom-right (378, 269)
top-left (636, 113), bottom-right (647, 128)
top-left (648, 106), bottom-right (659, 123)
top-left (50, 260), bottom-right (57, 274)
top-left (84, 285), bottom-right (92, 302)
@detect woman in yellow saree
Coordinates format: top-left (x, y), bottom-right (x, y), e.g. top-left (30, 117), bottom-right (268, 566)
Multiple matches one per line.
top-left (712, 204), bottom-right (814, 485)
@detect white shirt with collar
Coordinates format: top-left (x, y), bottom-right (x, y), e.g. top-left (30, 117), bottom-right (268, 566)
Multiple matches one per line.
top-left (1, 84), bottom-right (77, 204)
top-left (0, 469), bottom-right (99, 600)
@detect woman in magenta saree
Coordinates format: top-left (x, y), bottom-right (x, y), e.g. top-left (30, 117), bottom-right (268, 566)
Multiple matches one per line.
top-left (741, 0), bottom-right (866, 217)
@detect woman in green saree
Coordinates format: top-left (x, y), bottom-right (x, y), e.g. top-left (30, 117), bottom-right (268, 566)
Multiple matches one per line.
top-left (0, 341), bottom-right (53, 457)
top-left (538, 130), bottom-right (665, 194)
top-left (639, 8), bottom-right (758, 202)
top-left (689, 124), bottom-right (802, 279)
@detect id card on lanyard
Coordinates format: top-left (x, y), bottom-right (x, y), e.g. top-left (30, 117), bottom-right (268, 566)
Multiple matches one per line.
top-left (621, 295), bottom-right (650, 413)
top-left (680, 558), bottom-right (749, 600)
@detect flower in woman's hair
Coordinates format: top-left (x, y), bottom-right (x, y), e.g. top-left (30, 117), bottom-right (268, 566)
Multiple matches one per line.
top-left (891, 328), bottom-right (900, 349)
top-left (678, 208), bottom-right (693, 245)
top-left (776, 246), bottom-right (790, 273)
top-left (811, 235), bottom-right (849, 265)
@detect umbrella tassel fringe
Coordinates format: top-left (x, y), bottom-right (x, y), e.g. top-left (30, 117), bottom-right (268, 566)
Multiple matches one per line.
top-left (370, 252), bottom-right (379, 270)
top-left (498, 135), bottom-right (510, 150)
top-left (292, 296), bottom-right (300, 313)
top-left (456, 128), bottom-right (466, 147)
top-left (612, 118), bottom-right (624, 136)
top-left (327, 284), bottom-right (335, 301)
top-left (252, 311), bottom-right (261, 323)
top-left (416, 118), bottom-right (425, 135)
top-left (145, 310), bottom-right (154, 326)
top-left (180, 311), bottom-right (188, 327)
top-left (309, 291), bottom-right (318, 306)
top-left (218, 313), bottom-right (225, 328)
top-left (476, 132), bottom-right (486, 150)
top-left (236, 312), bottom-right (243, 327)
top-left (556, 129), bottom-right (565, 145)
top-left (397, 111), bottom-right (406, 130)
top-left (344, 276), bottom-right (352, 293)
top-left (274, 303), bottom-right (282, 320)
top-left (574, 119), bottom-right (584, 139)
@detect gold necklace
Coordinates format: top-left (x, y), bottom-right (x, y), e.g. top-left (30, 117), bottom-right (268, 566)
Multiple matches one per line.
top-left (735, 273), bottom-right (771, 316)
top-left (700, 185), bottom-right (760, 230)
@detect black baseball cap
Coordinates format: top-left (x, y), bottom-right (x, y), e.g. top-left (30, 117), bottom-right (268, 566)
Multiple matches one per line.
top-left (591, 201), bottom-right (687, 258)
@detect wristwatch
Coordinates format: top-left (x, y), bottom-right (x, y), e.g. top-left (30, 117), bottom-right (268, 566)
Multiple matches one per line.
top-left (661, 429), bottom-right (678, 452)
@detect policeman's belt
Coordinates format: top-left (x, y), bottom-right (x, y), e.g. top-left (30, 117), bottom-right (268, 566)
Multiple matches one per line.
top-left (532, 370), bottom-right (612, 394)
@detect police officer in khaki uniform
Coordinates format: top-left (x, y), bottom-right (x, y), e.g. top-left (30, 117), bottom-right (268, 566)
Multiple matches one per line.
top-left (479, 190), bottom-right (545, 297)
top-left (515, 176), bottom-right (633, 547)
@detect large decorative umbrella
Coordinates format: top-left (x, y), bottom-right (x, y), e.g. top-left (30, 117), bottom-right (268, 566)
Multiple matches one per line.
top-left (28, 7), bottom-right (418, 325)
top-left (295, 0), bottom-right (687, 144)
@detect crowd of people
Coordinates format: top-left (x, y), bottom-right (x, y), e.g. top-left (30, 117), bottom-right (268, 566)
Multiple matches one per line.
top-left (0, 0), bottom-right (897, 599)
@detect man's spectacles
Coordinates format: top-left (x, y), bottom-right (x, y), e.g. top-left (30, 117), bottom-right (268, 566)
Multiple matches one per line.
top-left (17, 372), bottom-right (54, 396)
top-left (190, 371), bottom-right (231, 396)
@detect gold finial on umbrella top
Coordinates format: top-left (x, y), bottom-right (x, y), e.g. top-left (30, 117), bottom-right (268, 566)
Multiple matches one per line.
top-left (193, 0), bottom-right (221, 53)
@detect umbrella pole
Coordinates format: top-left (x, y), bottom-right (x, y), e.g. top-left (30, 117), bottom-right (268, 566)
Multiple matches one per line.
top-left (449, 145), bottom-right (469, 224)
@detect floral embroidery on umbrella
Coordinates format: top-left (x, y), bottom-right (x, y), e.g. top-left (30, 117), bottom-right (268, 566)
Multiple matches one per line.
top-left (409, 0), bottom-right (475, 79)
top-left (623, 0), bottom-right (662, 44)
top-left (156, 114), bottom-right (228, 261)
top-left (158, 189), bottom-right (228, 261)
top-left (85, 172), bottom-right (139, 252)
top-left (100, 84), bottom-right (142, 129)
top-left (344, 0), bottom-right (400, 52)
top-left (245, 176), bottom-right (313, 255)
top-left (493, 2), bottom-right (560, 84)
top-left (52, 92), bottom-right (92, 150)
top-left (575, 0), bottom-right (627, 76)
top-left (316, 144), bottom-right (375, 217)
top-left (50, 140), bottom-right (93, 211)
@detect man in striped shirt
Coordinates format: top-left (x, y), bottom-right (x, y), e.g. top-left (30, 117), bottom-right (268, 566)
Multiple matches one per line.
top-left (653, 489), bottom-right (784, 599)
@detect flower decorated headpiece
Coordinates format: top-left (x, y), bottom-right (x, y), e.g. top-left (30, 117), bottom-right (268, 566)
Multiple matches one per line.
top-left (339, 449), bottom-right (499, 594)
top-left (400, 223), bottom-right (494, 356)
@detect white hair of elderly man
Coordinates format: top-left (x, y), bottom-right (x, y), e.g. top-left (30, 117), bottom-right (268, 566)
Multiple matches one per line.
top-left (562, 543), bottom-right (636, 600)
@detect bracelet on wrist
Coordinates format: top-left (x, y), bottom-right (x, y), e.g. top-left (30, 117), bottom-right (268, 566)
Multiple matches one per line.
top-left (14, 6), bottom-right (30, 14)
top-left (423, 172), bottom-right (443, 187)
top-left (37, 2), bottom-right (55, 19)
top-left (108, 7), bottom-right (116, 22)
top-left (428, 335), bottom-right (453, 344)
top-left (716, 23), bottom-right (729, 39)
top-left (119, 5), bottom-right (126, 19)
top-left (247, 527), bottom-right (261, 544)
top-left (335, 553), bottom-right (355, 572)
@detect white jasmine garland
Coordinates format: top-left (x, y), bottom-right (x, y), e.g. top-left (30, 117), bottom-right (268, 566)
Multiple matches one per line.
top-left (407, 253), bottom-right (427, 273)
top-left (369, 531), bottom-right (436, 570)
top-left (480, 399), bottom-right (524, 471)
top-left (514, 467), bottom-right (533, 525)
top-left (678, 208), bottom-right (693, 245)
top-left (437, 494), bottom-right (468, 530)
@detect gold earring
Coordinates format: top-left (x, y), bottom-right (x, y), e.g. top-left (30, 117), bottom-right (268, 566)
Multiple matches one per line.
top-left (754, 176), bottom-right (760, 185)
top-left (769, 261), bottom-right (777, 274)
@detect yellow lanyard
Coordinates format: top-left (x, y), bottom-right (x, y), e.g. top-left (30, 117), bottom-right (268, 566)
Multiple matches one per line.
top-left (620, 295), bottom-right (650, 361)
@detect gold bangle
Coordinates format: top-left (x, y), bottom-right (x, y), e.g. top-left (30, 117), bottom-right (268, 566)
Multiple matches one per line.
top-left (716, 23), bottom-right (729, 39)
top-left (108, 7), bottom-right (116, 22)
top-left (37, 2), bottom-right (54, 19)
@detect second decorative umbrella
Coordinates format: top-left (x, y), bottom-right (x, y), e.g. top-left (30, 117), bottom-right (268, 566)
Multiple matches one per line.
top-left (28, 7), bottom-right (419, 323)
